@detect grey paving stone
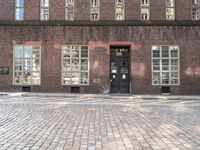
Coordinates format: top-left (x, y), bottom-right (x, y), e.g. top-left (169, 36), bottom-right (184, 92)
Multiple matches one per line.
top-left (0, 96), bottom-right (200, 150)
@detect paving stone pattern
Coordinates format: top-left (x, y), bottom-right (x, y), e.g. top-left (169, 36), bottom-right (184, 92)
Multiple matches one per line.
top-left (0, 96), bottom-right (200, 150)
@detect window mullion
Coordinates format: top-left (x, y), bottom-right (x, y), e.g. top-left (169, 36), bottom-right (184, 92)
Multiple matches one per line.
top-left (70, 46), bottom-right (72, 84)
top-left (160, 46), bottom-right (162, 85)
top-left (62, 45), bottom-right (89, 85)
top-left (30, 47), bottom-right (32, 85)
top-left (22, 46), bottom-right (24, 85)
top-left (79, 46), bottom-right (81, 84)
top-left (178, 47), bottom-right (180, 84)
top-left (169, 48), bottom-right (172, 85)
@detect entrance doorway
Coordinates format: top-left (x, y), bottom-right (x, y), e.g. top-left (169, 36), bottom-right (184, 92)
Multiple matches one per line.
top-left (110, 47), bottom-right (130, 93)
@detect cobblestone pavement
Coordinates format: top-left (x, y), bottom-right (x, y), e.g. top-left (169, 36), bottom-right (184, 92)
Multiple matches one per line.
top-left (0, 96), bottom-right (200, 150)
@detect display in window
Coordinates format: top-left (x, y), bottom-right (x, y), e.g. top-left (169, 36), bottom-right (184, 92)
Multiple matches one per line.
top-left (152, 45), bottom-right (179, 85)
top-left (13, 45), bottom-right (41, 85)
top-left (62, 45), bottom-right (89, 85)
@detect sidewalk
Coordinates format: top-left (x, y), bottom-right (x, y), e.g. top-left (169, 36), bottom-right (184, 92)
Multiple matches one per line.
top-left (1, 94), bottom-right (200, 149)
top-left (0, 92), bottom-right (200, 100)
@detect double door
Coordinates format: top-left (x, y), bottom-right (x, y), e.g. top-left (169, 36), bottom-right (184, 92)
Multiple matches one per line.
top-left (110, 47), bottom-right (130, 93)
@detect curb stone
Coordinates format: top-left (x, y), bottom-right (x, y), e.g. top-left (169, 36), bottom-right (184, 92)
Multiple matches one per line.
top-left (22, 93), bottom-right (200, 100)
top-left (0, 92), bottom-right (200, 100)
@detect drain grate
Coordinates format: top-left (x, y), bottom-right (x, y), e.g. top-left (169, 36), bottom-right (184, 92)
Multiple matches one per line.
top-left (22, 87), bottom-right (31, 92)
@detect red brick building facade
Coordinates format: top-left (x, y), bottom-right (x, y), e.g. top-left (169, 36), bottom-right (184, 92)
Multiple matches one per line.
top-left (0, 0), bottom-right (200, 95)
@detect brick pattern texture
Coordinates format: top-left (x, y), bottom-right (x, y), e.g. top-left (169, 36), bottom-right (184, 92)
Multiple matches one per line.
top-left (0, 1), bottom-right (199, 94)
top-left (0, 0), bottom-right (192, 21)
top-left (0, 26), bottom-right (200, 94)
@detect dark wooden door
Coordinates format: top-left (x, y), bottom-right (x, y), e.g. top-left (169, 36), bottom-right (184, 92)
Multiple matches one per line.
top-left (110, 47), bottom-right (130, 93)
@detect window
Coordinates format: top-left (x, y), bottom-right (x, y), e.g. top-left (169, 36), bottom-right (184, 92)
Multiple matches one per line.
top-left (15, 0), bottom-right (24, 21)
top-left (13, 45), bottom-right (41, 85)
top-left (90, 0), bottom-right (100, 20)
top-left (141, 0), bottom-right (150, 20)
top-left (115, 0), bottom-right (125, 20)
top-left (192, 0), bottom-right (200, 20)
top-left (40, 0), bottom-right (49, 20)
top-left (152, 45), bottom-right (179, 85)
top-left (166, 0), bottom-right (175, 20)
top-left (62, 45), bottom-right (89, 85)
top-left (66, 0), bottom-right (74, 20)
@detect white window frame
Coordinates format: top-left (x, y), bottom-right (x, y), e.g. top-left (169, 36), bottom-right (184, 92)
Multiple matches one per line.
top-left (65, 0), bottom-right (75, 21)
top-left (141, 0), bottom-right (150, 21)
top-left (166, 0), bottom-right (175, 20)
top-left (115, 0), bottom-right (125, 20)
top-left (13, 45), bottom-right (41, 86)
top-left (40, 0), bottom-right (49, 21)
top-left (61, 45), bottom-right (89, 86)
top-left (90, 0), bottom-right (100, 21)
top-left (151, 45), bottom-right (180, 86)
top-left (15, 0), bottom-right (24, 21)
top-left (191, 0), bottom-right (200, 20)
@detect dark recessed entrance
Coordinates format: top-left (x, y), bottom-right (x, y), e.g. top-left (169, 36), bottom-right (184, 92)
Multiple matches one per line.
top-left (110, 47), bottom-right (130, 93)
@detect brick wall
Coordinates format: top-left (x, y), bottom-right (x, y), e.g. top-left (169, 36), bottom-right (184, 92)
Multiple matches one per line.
top-left (0, 0), bottom-right (193, 21)
top-left (25, 0), bottom-right (40, 20)
top-left (0, 26), bottom-right (200, 94)
top-left (0, 0), bottom-right (14, 20)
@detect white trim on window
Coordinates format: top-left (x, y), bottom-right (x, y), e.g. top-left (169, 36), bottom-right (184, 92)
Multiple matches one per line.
top-left (191, 0), bottom-right (200, 20)
top-left (40, 0), bottom-right (49, 21)
top-left (140, 0), bottom-right (150, 21)
top-left (151, 45), bottom-right (180, 86)
top-left (65, 0), bottom-right (75, 21)
top-left (90, 0), bottom-right (100, 21)
top-left (115, 0), bottom-right (125, 20)
top-left (15, 0), bottom-right (24, 21)
top-left (13, 45), bottom-right (41, 86)
top-left (61, 45), bottom-right (89, 86)
top-left (166, 0), bottom-right (175, 20)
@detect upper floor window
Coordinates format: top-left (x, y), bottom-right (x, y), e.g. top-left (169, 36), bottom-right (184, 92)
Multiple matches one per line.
top-left (90, 0), bottom-right (100, 20)
top-left (166, 0), bottom-right (175, 20)
top-left (66, 0), bottom-right (74, 20)
top-left (40, 0), bottom-right (49, 20)
top-left (15, 0), bottom-right (24, 21)
top-left (192, 0), bottom-right (200, 20)
top-left (141, 0), bottom-right (150, 20)
top-left (115, 0), bottom-right (125, 20)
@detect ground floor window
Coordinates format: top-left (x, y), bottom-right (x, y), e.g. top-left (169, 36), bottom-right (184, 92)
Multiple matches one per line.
top-left (152, 45), bottom-right (180, 85)
top-left (62, 45), bottom-right (89, 85)
top-left (13, 45), bottom-right (41, 85)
